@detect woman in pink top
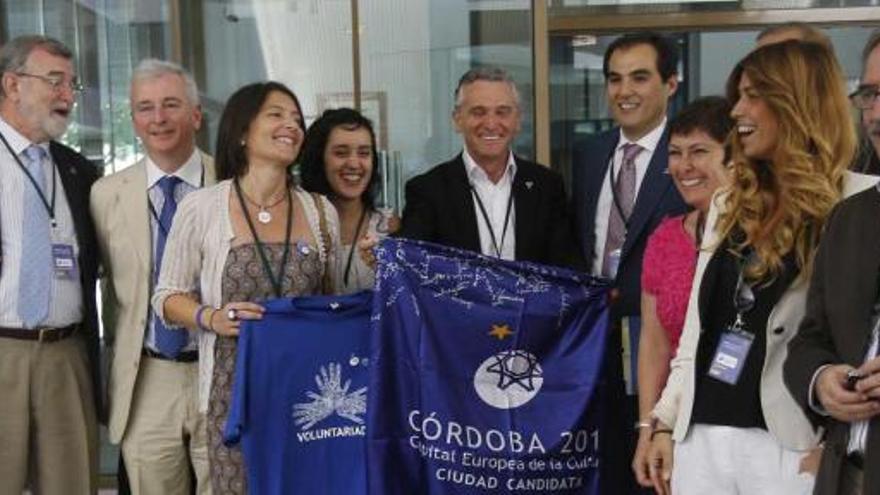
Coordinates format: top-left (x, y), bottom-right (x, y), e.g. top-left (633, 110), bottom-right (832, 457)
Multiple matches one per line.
top-left (632, 96), bottom-right (733, 487)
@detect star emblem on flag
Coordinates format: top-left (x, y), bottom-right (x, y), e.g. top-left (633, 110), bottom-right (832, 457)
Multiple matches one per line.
top-left (486, 350), bottom-right (543, 392)
top-left (488, 324), bottom-right (514, 340)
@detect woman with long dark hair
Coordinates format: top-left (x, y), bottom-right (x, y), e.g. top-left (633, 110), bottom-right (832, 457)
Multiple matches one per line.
top-left (300, 108), bottom-right (397, 292)
top-left (152, 82), bottom-right (338, 493)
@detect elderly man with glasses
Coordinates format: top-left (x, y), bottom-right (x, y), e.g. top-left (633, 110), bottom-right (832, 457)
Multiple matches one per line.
top-left (784, 31), bottom-right (880, 495)
top-left (851, 31), bottom-right (880, 175)
top-left (0, 35), bottom-right (101, 494)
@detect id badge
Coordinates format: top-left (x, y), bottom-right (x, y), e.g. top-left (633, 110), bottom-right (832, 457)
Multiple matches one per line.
top-left (52, 243), bottom-right (78, 279)
top-left (707, 329), bottom-right (754, 385)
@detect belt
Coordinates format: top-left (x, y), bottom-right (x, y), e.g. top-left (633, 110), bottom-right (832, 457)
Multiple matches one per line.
top-left (142, 348), bottom-right (199, 363)
top-left (0, 324), bottom-right (77, 342)
top-left (846, 452), bottom-right (864, 470)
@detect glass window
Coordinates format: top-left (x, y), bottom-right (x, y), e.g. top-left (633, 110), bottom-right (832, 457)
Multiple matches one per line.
top-left (356, 0), bottom-right (534, 210)
top-left (549, 0), bottom-right (880, 17)
top-left (549, 26), bottom-right (878, 182)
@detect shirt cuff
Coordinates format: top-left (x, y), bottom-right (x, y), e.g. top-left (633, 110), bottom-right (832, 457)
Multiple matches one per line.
top-left (808, 364), bottom-right (832, 416)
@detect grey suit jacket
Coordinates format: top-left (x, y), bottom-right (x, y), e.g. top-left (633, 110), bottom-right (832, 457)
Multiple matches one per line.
top-left (785, 184), bottom-right (880, 495)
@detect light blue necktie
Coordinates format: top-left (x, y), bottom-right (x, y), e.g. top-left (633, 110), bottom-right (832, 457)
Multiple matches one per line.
top-left (153, 176), bottom-right (188, 357)
top-left (18, 145), bottom-right (52, 328)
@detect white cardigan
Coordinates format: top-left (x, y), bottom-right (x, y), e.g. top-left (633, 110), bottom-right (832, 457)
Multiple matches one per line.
top-left (151, 179), bottom-right (340, 412)
top-left (652, 171), bottom-right (878, 450)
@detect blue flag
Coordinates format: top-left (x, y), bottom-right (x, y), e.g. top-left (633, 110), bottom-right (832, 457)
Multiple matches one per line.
top-left (368, 238), bottom-right (609, 494)
top-left (225, 292), bottom-right (372, 495)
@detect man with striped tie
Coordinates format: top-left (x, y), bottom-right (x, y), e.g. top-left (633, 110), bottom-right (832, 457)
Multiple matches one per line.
top-left (570, 33), bottom-right (687, 495)
top-left (91, 59), bottom-right (214, 495)
top-left (0, 35), bottom-right (102, 494)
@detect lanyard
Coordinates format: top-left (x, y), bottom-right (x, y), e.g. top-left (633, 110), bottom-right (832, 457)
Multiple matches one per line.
top-left (0, 132), bottom-right (58, 228)
top-left (607, 157), bottom-right (632, 229)
top-left (147, 160), bottom-right (206, 237)
top-left (470, 183), bottom-right (514, 259)
top-left (729, 251), bottom-right (757, 332)
top-left (233, 178), bottom-right (292, 299)
top-left (342, 208), bottom-right (369, 288)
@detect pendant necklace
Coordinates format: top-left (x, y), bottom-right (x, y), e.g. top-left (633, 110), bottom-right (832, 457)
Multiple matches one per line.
top-left (238, 183), bottom-right (287, 224)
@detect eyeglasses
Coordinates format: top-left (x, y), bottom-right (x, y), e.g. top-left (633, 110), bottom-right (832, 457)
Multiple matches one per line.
top-left (15, 72), bottom-right (83, 94)
top-left (850, 84), bottom-right (880, 110)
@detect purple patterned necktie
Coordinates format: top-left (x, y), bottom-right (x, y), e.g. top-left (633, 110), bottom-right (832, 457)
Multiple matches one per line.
top-left (602, 143), bottom-right (642, 278)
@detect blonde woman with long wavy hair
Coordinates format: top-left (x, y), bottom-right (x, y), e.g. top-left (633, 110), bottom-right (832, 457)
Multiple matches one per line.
top-left (645, 40), bottom-right (877, 495)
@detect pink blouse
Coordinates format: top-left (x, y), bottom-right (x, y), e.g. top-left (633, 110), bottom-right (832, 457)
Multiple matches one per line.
top-left (641, 214), bottom-right (697, 352)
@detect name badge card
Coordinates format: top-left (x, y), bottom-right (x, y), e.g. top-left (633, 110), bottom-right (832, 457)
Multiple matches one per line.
top-left (707, 330), bottom-right (754, 385)
top-left (52, 243), bottom-right (78, 279)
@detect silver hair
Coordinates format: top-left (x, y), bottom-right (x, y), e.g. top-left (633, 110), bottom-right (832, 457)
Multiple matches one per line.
top-left (0, 35), bottom-right (73, 98)
top-left (131, 58), bottom-right (200, 105)
top-left (453, 66), bottom-right (520, 109)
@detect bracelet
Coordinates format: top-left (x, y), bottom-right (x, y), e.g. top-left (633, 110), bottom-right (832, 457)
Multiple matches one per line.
top-left (194, 305), bottom-right (210, 331)
top-left (650, 429), bottom-right (673, 441)
top-left (207, 308), bottom-right (218, 333)
top-left (634, 421), bottom-right (653, 430)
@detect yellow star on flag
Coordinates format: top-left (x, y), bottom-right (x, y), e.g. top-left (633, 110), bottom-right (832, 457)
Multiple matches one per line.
top-left (488, 324), bottom-right (514, 340)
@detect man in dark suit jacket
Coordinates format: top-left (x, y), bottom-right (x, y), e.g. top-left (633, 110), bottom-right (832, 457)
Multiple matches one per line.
top-left (785, 186), bottom-right (880, 495)
top-left (400, 66), bottom-right (582, 270)
top-left (0, 35), bottom-right (100, 494)
top-left (570, 32), bottom-right (686, 494)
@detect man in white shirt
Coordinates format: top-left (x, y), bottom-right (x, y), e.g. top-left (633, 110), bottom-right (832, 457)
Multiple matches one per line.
top-left (0, 35), bottom-right (101, 495)
top-left (91, 59), bottom-right (215, 495)
top-left (569, 32), bottom-right (687, 494)
top-left (399, 66), bottom-right (582, 269)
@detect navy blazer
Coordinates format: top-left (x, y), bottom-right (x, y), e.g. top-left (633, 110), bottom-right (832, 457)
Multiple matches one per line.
top-left (50, 142), bottom-right (102, 419)
top-left (398, 154), bottom-right (584, 270)
top-left (570, 127), bottom-right (687, 319)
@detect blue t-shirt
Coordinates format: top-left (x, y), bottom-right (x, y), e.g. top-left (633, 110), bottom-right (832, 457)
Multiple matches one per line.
top-left (225, 291), bottom-right (372, 495)
top-left (368, 238), bottom-right (609, 494)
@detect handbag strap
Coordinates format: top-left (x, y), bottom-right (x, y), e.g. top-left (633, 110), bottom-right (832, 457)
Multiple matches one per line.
top-left (311, 193), bottom-right (335, 295)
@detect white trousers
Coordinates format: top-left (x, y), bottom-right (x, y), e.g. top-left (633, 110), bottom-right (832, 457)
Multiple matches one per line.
top-left (672, 424), bottom-right (814, 495)
top-left (121, 357), bottom-right (210, 495)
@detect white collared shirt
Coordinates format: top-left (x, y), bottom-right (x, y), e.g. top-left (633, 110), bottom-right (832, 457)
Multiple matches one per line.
top-left (591, 119), bottom-right (667, 276)
top-left (849, 323), bottom-right (878, 454)
top-left (808, 310), bottom-right (879, 455)
top-left (144, 150), bottom-right (203, 353)
top-left (463, 148), bottom-right (517, 261)
top-left (0, 117), bottom-right (82, 328)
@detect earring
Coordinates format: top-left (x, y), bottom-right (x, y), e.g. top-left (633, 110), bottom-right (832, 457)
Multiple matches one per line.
top-left (240, 139), bottom-right (246, 147)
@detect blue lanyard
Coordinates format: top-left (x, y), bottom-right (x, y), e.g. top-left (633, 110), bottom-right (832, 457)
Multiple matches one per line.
top-left (146, 160), bottom-right (205, 237)
top-left (0, 131), bottom-right (58, 228)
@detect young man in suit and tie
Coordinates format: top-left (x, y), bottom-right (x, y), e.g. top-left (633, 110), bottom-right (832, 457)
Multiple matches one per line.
top-left (399, 66), bottom-right (582, 269)
top-left (570, 32), bottom-right (687, 493)
top-left (91, 59), bottom-right (214, 495)
top-left (0, 35), bottom-right (101, 494)
top-left (785, 32), bottom-right (880, 495)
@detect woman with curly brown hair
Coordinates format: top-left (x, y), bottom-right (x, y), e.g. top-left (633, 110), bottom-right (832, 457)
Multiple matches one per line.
top-left (645, 40), bottom-right (877, 495)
